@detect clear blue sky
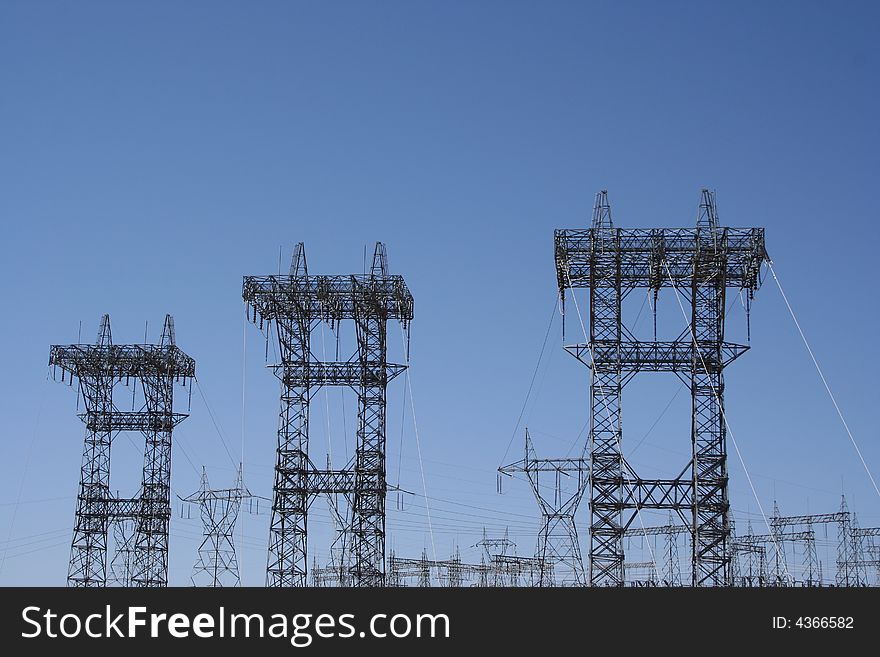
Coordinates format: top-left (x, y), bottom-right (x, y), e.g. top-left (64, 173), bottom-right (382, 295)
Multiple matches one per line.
top-left (1, 0), bottom-right (878, 585)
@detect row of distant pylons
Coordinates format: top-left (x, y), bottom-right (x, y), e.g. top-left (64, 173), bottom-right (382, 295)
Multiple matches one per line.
top-left (50, 190), bottom-right (878, 586)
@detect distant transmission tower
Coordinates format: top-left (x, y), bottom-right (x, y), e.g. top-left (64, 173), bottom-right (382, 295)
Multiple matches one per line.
top-left (243, 242), bottom-right (413, 587)
top-left (181, 465), bottom-right (253, 587)
top-left (50, 315), bottom-right (195, 587)
top-left (623, 515), bottom-right (688, 586)
top-left (837, 495), bottom-right (864, 586)
top-left (499, 429), bottom-right (588, 586)
top-left (555, 190), bottom-right (768, 586)
top-left (108, 519), bottom-right (136, 586)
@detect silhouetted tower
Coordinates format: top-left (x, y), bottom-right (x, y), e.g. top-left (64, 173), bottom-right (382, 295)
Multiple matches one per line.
top-left (182, 465), bottom-right (252, 587)
top-left (50, 315), bottom-right (195, 587)
top-left (555, 190), bottom-right (768, 586)
top-left (499, 429), bottom-right (587, 586)
top-left (243, 242), bottom-right (413, 587)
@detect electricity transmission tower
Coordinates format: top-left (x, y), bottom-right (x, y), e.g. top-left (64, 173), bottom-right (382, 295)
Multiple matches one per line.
top-left (499, 429), bottom-right (588, 586)
top-left (767, 497), bottom-right (867, 586)
top-left (108, 519), bottom-right (136, 586)
top-left (732, 521), bottom-right (769, 587)
top-left (181, 465), bottom-right (254, 587)
top-left (852, 525), bottom-right (880, 585)
top-left (50, 315), bottom-right (195, 587)
top-left (555, 190), bottom-right (768, 586)
top-left (243, 242), bottom-right (413, 587)
top-left (623, 515), bottom-right (689, 586)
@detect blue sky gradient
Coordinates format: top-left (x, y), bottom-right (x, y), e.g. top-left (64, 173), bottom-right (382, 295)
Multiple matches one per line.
top-left (1, 1), bottom-right (878, 584)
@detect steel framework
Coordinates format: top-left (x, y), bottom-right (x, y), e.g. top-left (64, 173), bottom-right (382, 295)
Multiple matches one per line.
top-left (732, 524), bottom-right (768, 587)
top-left (555, 190), bottom-right (768, 586)
top-left (499, 429), bottom-right (588, 585)
top-left (243, 242), bottom-right (413, 587)
top-left (181, 465), bottom-right (253, 587)
top-left (770, 496), bottom-right (866, 586)
top-left (623, 515), bottom-right (689, 585)
top-left (387, 547), bottom-right (548, 587)
top-left (50, 315), bottom-right (195, 587)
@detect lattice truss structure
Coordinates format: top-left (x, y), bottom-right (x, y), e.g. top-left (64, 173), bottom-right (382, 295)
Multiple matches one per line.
top-left (730, 496), bottom-right (879, 587)
top-left (243, 242), bottom-right (413, 587)
top-left (499, 429), bottom-right (588, 586)
top-left (616, 496), bottom-right (880, 587)
top-left (385, 531), bottom-right (548, 587)
top-left (50, 315), bottom-right (195, 587)
top-left (555, 190), bottom-right (769, 586)
top-left (180, 465), bottom-right (255, 587)
top-left (622, 514), bottom-right (688, 586)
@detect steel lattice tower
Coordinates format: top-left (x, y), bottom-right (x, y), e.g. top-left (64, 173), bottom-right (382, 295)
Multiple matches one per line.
top-left (767, 498), bottom-right (874, 586)
top-left (109, 519), bottom-right (136, 586)
top-left (623, 516), bottom-right (689, 586)
top-left (243, 242), bottom-right (413, 587)
top-left (555, 190), bottom-right (768, 586)
top-left (732, 521), bottom-right (768, 587)
top-left (50, 315), bottom-right (195, 587)
top-left (852, 525), bottom-right (880, 584)
top-left (499, 429), bottom-right (588, 586)
top-left (182, 465), bottom-right (252, 587)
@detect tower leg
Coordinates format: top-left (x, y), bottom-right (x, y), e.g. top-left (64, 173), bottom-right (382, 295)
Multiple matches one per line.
top-left (132, 373), bottom-right (174, 587)
top-left (588, 229), bottom-right (624, 586)
top-left (690, 244), bottom-right (731, 586)
top-left (68, 375), bottom-right (113, 587)
top-left (267, 317), bottom-right (312, 587)
top-left (352, 309), bottom-right (387, 587)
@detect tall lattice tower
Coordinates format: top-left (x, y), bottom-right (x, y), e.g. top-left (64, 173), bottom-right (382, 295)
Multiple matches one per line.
top-left (555, 190), bottom-right (768, 586)
top-left (50, 315), bottom-right (195, 587)
top-left (182, 465), bottom-right (253, 587)
top-left (499, 429), bottom-right (588, 586)
top-left (243, 242), bottom-right (413, 587)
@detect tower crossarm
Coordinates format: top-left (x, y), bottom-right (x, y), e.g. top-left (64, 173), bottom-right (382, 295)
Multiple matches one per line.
top-left (498, 458), bottom-right (588, 475)
top-left (555, 227), bottom-right (768, 292)
top-left (181, 489), bottom-right (256, 504)
top-left (771, 513), bottom-right (847, 527)
top-left (271, 468), bottom-right (375, 495)
top-left (852, 527), bottom-right (880, 537)
top-left (301, 469), bottom-right (360, 495)
top-left (490, 554), bottom-right (546, 573)
top-left (564, 341), bottom-right (750, 373)
top-left (739, 531), bottom-right (815, 543)
top-left (100, 497), bottom-right (169, 520)
top-left (623, 524), bottom-right (690, 537)
top-left (77, 411), bottom-right (189, 432)
top-left (49, 345), bottom-right (196, 380)
top-left (242, 274), bottom-right (414, 324)
top-left (621, 478), bottom-right (692, 509)
top-left (270, 361), bottom-right (407, 387)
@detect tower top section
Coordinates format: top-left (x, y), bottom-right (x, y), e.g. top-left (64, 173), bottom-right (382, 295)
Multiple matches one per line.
top-left (555, 189), bottom-right (769, 292)
top-left (243, 242), bottom-right (414, 325)
top-left (49, 314), bottom-right (195, 381)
